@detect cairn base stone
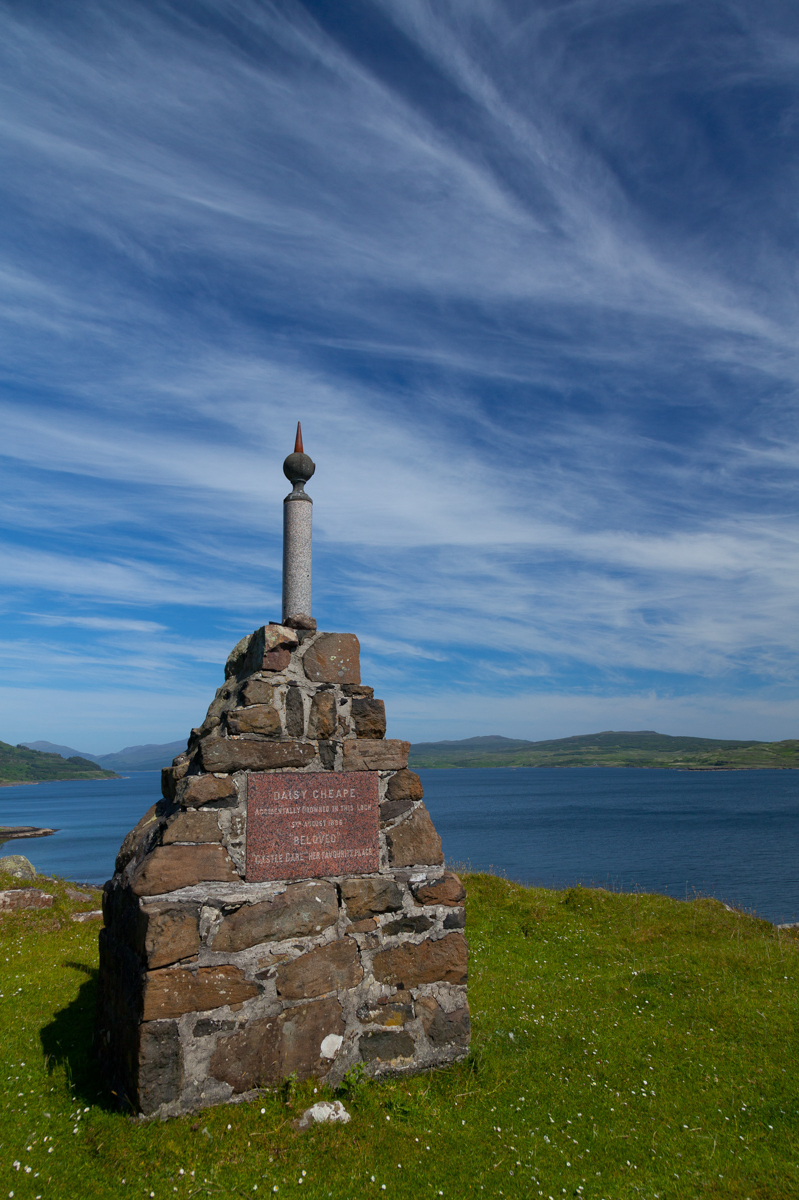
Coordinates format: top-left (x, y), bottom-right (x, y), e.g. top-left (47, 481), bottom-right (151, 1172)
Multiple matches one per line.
top-left (96, 626), bottom-right (469, 1117)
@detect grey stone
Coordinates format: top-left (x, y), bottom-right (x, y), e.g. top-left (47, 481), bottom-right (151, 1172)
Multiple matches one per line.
top-left (443, 909), bottom-right (466, 929)
top-left (359, 1030), bottom-right (415, 1063)
top-left (285, 686), bottom-right (305, 737)
top-left (382, 914), bottom-right (433, 937)
top-left (284, 614), bottom-right (316, 631)
top-left (212, 881), bottom-right (338, 951)
top-left (193, 1018), bottom-right (235, 1037)
top-left (225, 625), bottom-right (299, 680)
top-left (0, 854), bottom-right (36, 881)
top-left (138, 1020), bottom-right (184, 1115)
top-left (379, 799), bottom-right (413, 826)
top-left (416, 997), bottom-right (470, 1047)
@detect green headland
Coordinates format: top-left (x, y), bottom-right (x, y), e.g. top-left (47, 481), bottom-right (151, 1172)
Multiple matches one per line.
top-left (408, 730), bottom-right (799, 770)
top-left (0, 740), bottom-right (120, 785)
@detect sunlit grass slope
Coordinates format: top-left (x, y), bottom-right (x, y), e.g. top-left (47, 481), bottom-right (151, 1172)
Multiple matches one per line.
top-left (1, 870), bottom-right (798, 1199)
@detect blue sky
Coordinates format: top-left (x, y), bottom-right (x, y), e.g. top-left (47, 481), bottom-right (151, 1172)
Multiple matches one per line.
top-left (1, 0), bottom-right (799, 752)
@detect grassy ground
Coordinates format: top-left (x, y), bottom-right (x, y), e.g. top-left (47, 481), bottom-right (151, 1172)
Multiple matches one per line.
top-left (1, 870), bottom-right (798, 1199)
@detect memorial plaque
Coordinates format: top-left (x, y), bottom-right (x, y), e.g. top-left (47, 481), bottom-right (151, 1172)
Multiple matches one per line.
top-left (246, 771), bottom-right (379, 882)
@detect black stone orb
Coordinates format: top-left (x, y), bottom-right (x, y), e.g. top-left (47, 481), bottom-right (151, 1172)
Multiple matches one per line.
top-left (283, 451), bottom-right (316, 485)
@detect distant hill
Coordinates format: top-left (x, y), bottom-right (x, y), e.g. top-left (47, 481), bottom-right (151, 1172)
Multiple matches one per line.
top-left (21, 739), bottom-right (187, 772)
top-left (0, 741), bottom-right (120, 784)
top-left (408, 731), bottom-right (799, 770)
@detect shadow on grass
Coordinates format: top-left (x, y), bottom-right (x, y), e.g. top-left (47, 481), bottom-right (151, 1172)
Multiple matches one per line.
top-left (40, 962), bottom-right (114, 1110)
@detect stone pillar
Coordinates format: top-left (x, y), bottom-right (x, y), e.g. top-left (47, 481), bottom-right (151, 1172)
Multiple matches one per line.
top-left (282, 424), bottom-right (314, 624)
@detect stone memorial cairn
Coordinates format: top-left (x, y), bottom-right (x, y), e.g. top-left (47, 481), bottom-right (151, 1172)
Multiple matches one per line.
top-left (97, 429), bottom-right (469, 1118)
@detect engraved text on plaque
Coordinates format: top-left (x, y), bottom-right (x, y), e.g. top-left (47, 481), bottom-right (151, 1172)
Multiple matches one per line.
top-left (246, 771), bottom-right (379, 882)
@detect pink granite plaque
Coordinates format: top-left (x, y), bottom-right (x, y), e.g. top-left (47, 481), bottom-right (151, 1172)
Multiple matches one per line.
top-left (246, 771), bottom-right (379, 882)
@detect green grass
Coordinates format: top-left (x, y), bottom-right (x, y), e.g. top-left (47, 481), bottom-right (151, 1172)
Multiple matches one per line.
top-left (2, 870), bottom-right (799, 1199)
top-left (408, 732), bottom-right (799, 770)
top-left (0, 741), bottom-right (119, 784)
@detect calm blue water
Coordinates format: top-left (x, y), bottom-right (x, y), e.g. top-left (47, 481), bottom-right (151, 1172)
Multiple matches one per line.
top-left (1, 767), bottom-right (797, 924)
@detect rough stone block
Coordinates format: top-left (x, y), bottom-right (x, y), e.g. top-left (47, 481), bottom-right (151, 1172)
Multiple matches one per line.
top-left (356, 997), bottom-right (413, 1027)
top-left (115, 804), bottom-right (163, 872)
top-left (379, 799), bottom-right (413, 825)
top-left (386, 769), bottom-right (424, 803)
top-left (131, 845), bottom-right (240, 896)
top-left (416, 997), bottom-right (470, 1047)
top-left (262, 647), bottom-right (291, 671)
top-left (350, 698), bottom-right (386, 740)
top-left (178, 774), bottom-right (237, 807)
top-left (286, 686), bottom-right (305, 737)
top-left (211, 996), bottom-right (344, 1092)
top-left (443, 910), bottom-right (465, 929)
top-left (225, 625), bottom-right (299, 679)
top-left (340, 876), bottom-right (403, 919)
top-left (212, 881), bottom-right (338, 952)
top-left (162, 810), bottom-right (222, 845)
top-left (342, 684), bottom-right (373, 697)
top-left (303, 634), bottom-right (360, 684)
top-left (276, 940), bottom-right (363, 1000)
top-left (237, 679), bottom-right (273, 709)
top-left (372, 933), bottom-right (468, 987)
top-left (386, 804), bottom-right (443, 868)
top-left (307, 691), bottom-right (336, 739)
top-left (199, 735), bottom-right (315, 774)
top-left (137, 903), bottom-right (201, 968)
top-left (138, 1020), bottom-right (184, 1115)
top-left (359, 1030), bottom-right (415, 1063)
top-left (412, 871), bottom-right (465, 907)
top-left (226, 705), bottom-right (281, 738)
top-left (342, 739), bottom-right (409, 771)
top-left (0, 888), bottom-right (53, 911)
top-left (142, 964), bottom-right (258, 1020)
top-left (382, 914), bottom-right (433, 937)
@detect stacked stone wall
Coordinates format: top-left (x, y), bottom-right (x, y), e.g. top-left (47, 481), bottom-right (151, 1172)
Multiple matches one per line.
top-left (97, 623), bottom-right (469, 1117)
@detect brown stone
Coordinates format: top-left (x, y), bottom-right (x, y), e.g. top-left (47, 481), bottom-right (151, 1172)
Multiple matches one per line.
top-left (212, 881), bottom-right (338, 952)
top-left (131, 844), bottom-right (240, 896)
top-left (286, 686), bottom-right (305, 737)
top-left (161, 767), bottom-right (177, 802)
top-left (359, 1030), bottom-right (415, 1062)
top-left (115, 804), bottom-right (163, 872)
top-left (342, 739), bottom-right (409, 771)
top-left (342, 684), bottom-right (373, 697)
top-left (351, 698), bottom-right (386, 740)
top-left (386, 804), bottom-right (443, 868)
top-left (225, 626), bottom-right (299, 679)
top-left (386, 769), bottom-right (424, 803)
top-left (211, 996), bottom-right (343, 1092)
top-left (239, 679), bottom-right (274, 706)
top-left (0, 888), bottom-right (53, 911)
top-left (379, 799), bottom-right (413, 825)
top-left (412, 871), bottom-right (465, 907)
top-left (276, 939), bottom-right (362, 1000)
top-left (199, 735), bottom-right (315, 774)
top-left (372, 932), bottom-right (468, 987)
top-left (137, 903), bottom-right (201, 968)
top-left (178, 773), bottom-right (237, 807)
top-left (303, 634), bottom-right (360, 685)
top-left (262, 647), bottom-right (291, 671)
top-left (340, 876), bottom-right (403, 919)
top-left (348, 917), bottom-right (377, 933)
top-left (416, 997), bottom-right (471, 1047)
top-left (142, 964), bottom-right (258, 1020)
top-left (138, 1020), bottom-right (184, 1114)
top-left (226, 705), bottom-right (281, 737)
top-left (283, 613), bottom-right (317, 631)
top-left (162, 810), bottom-right (222, 845)
top-left (307, 691), bottom-right (336, 739)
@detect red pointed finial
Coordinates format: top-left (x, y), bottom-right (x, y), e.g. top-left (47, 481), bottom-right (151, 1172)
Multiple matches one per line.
top-left (294, 422), bottom-right (303, 454)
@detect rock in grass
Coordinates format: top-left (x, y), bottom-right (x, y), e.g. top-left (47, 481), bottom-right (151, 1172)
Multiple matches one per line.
top-left (70, 910), bottom-right (103, 923)
top-left (0, 888), bottom-right (53, 910)
top-left (294, 1100), bottom-right (351, 1130)
top-left (0, 855), bottom-right (36, 880)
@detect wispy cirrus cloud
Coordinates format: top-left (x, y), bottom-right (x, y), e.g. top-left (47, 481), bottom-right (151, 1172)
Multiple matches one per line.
top-left (0, 0), bottom-right (797, 750)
